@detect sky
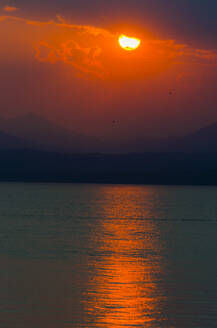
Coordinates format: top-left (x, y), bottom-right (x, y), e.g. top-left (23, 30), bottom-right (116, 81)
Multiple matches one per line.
top-left (0, 0), bottom-right (217, 140)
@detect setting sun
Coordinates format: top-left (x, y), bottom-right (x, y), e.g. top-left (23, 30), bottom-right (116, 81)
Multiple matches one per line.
top-left (119, 34), bottom-right (141, 51)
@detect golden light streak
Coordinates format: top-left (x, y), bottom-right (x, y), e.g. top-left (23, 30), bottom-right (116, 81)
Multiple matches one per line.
top-left (85, 186), bottom-right (164, 327)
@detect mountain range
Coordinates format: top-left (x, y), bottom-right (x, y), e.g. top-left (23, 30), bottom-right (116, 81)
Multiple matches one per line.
top-left (0, 113), bottom-right (217, 153)
top-left (0, 113), bottom-right (101, 152)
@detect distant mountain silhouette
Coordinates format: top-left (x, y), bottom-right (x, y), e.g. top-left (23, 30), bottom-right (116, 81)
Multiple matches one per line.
top-left (0, 130), bottom-right (33, 149)
top-left (175, 121), bottom-right (217, 152)
top-left (0, 114), bottom-right (217, 184)
top-left (127, 121), bottom-right (217, 153)
top-left (1, 113), bottom-right (217, 153)
top-left (0, 113), bottom-right (101, 152)
top-left (124, 121), bottom-right (217, 153)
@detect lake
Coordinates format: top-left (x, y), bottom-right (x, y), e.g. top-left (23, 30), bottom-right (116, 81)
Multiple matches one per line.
top-left (0, 183), bottom-right (217, 327)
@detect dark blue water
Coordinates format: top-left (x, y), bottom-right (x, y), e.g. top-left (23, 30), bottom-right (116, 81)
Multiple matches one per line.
top-left (0, 183), bottom-right (217, 327)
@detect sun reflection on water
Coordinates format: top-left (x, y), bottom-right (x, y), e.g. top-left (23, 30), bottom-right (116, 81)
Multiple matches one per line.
top-left (84, 186), bottom-right (164, 327)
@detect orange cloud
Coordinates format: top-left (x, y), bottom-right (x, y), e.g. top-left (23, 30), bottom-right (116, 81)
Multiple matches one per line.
top-left (0, 15), bottom-right (217, 80)
top-left (35, 40), bottom-right (105, 78)
top-left (3, 5), bottom-right (18, 12)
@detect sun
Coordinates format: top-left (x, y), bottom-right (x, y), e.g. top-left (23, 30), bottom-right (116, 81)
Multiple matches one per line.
top-left (118, 34), bottom-right (141, 51)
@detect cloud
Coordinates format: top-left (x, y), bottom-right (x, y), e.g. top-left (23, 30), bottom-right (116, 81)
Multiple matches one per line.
top-left (35, 40), bottom-right (105, 78)
top-left (3, 5), bottom-right (18, 12)
top-left (0, 14), bottom-right (217, 141)
top-left (0, 15), bottom-right (217, 80)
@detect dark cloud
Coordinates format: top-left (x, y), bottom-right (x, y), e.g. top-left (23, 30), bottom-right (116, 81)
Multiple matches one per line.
top-left (17, 0), bottom-right (217, 48)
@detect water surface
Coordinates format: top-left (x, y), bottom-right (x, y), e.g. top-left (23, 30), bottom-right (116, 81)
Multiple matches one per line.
top-left (0, 183), bottom-right (217, 327)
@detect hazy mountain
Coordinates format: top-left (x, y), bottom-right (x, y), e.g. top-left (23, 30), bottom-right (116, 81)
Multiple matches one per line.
top-left (1, 113), bottom-right (217, 153)
top-left (173, 121), bottom-right (217, 152)
top-left (129, 121), bottom-right (217, 153)
top-left (0, 113), bottom-right (176, 153)
top-left (111, 121), bottom-right (217, 153)
top-left (0, 130), bottom-right (33, 149)
top-left (0, 113), bottom-right (101, 153)
top-left (0, 113), bottom-right (166, 153)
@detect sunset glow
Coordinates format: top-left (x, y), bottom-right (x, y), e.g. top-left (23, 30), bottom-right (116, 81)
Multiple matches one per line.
top-left (0, 12), bottom-right (217, 141)
top-left (1, 0), bottom-right (217, 325)
top-left (119, 34), bottom-right (141, 51)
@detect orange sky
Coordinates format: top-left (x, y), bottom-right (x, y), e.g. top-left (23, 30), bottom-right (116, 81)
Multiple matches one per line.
top-left (0, 13), bottom-right (217, 139)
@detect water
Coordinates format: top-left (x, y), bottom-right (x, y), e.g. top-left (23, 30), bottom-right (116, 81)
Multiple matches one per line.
top-left (0, 183), bottom-right (217, 328)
